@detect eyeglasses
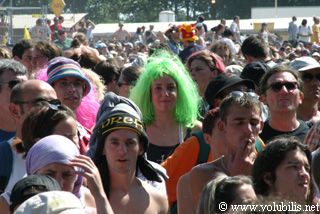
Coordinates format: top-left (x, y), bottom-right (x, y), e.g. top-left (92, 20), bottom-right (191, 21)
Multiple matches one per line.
top-left (228, 91), bottom-right (259, 99)
top-left (267, 81), bottom-right (298, 93)
top-left (14, 98), bottom-right (61, 108)
top-left (0, 79), bottom-right (22, 89)
top-left (301, 73), bottom-right (320, 82)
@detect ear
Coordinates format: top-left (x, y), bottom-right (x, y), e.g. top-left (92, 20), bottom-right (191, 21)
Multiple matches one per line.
top-left (203, 133), bottom-right (211, 145)
top-left (299, 91), bottom-right (304, 104)
top-left (262, 172), bottom-right (273, 187)
top-left (259, 94), bottom-right (268, 106)
top-left (139, 143), bottom-right (145, 156)
top-left (9, 103), bottom-right (21, 120)
top-left (217, 119), bottom-right (225, 132)
top-left (212, 99), bottom-right (221, 109)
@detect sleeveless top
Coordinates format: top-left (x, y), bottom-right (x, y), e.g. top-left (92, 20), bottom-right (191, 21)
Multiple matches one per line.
top-left (146, 125), bottom-right (192, 164)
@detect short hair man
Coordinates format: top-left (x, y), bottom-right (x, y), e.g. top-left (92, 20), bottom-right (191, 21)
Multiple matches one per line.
top-left (162, 74), bottom-right (259, 211)
top-left (240, 36), bottom-right (275, 89)
top-left (54, 29), bottom-right (73, 51)
top-left (288, 16), bottom-right (298, 46)
top-left (177, 92), bottom-right (264, 214)
top-left (259, 65), bottom-right (309, 143)
top-left (229, 16), bottom-right (241, 43)
top-left (290, 56), bottom-right (320, 126)
top-left (112, 22), bottom-right (131, 43)
top-left (12, 40), bottom-right (33, 73)
top-left (0, 80), bottom-right (57, 209)
top-left (0, 59), bottom-right (27, 142)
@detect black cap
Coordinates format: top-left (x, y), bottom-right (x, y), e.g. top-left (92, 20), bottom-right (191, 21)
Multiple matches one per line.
top-left (10, 175), bottom-right (61, 211)
top-left (240, 61), bottom-right (270, 87)
top-left (205, 74), bottom-right (255, 107)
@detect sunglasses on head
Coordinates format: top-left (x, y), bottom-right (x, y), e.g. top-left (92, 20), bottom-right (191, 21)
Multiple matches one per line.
top-left (0, 79), bottom-right (23, 89)
top-left (301, 73), bottom-right (320, 82)
top-left (267, 81), bottom-right (298, 93)
top-left (228, 91), bottom-right (259, 99)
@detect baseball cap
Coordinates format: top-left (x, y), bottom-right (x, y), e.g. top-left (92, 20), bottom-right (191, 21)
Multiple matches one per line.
top-left (289, 56), bottom-right (320, 72)
top-left (13, 191), bottom-right (85, 214)
top-left (10, 175), bottom-right (61, 212)
top-left (205, 74), bottom-right (255, 108)
top-left (240, 61), bottom-right (270, 87)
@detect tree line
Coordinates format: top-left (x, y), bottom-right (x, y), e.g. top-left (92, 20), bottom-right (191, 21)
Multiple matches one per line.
top-left (2, 0), bottom-right (320, 23)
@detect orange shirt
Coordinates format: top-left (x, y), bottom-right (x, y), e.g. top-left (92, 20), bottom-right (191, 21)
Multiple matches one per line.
top-left (161, 136), bottom-right (213, 206)
top-left (161, 135), bottom-right (265, 206)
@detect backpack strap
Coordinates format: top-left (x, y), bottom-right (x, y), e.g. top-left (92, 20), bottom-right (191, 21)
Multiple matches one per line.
top-left (0, 141), bottom-right (13, 194)
top-left (192, 131), bottom-right (210, 165)
top-left (169, 131), bottom-right (210, 213)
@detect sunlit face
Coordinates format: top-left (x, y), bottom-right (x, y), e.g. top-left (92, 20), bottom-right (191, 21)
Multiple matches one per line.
top-left (0, 71), bottom-right (27, 106)
top-left (18, 84), bottom-right (57, 123)
top-left (19, 48), bottom-right (33, 73)
top-left (221, 106), bottom-right (262, 155)
top-left (151, 75), bottom-right (177, 113)
top-left (271, 149), bottom-right (310, 203)
top-left (103, 129), bottom-right (143, 175)
top-left (32, 48), bottom-right (49, 72)
top-left (231, 184), bottom-right (257, 205)
top-left (36, 163), bottom-right (77, 192)
top-left (53, 77), bottom-right (85, 111)
top-left (264, 72), bottom-right (303, 114)
top-left (300, 69), bottom-right (320, 102)
top-left (53, 117), bottom-right (79, 147)
top-left (189, 59), bottom-right (216, 96)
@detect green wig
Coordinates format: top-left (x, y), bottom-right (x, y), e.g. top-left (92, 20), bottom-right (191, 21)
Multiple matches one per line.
top-left (129, 51), bottom-right (200, 128)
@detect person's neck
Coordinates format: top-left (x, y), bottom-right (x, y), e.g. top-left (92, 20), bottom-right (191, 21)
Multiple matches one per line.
top-left (109, 170), bottom-right (137, 193)
top-left (297, 100), bottom-right (320, 121)
top-left (152, 111), bottom-right (177, 128)
top-left (269, 112), bottom-right (300, 132)
top-left (246, 57), bottom-right (266, 64)
top-left (15, 126), bottom-right (22, 139)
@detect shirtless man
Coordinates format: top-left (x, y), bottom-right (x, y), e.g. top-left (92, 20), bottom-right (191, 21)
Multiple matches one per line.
top-left (177, 91), bottom-right (263, 214)
top-left (92, 102), bottom-right (168, 214)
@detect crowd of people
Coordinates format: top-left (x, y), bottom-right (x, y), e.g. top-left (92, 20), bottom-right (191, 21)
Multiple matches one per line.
top-left (1, 13), bottom-right (320, 213)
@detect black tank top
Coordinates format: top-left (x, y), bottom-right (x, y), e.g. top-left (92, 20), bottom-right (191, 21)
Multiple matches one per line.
top-left (147, 143), bottom-right (179, 164)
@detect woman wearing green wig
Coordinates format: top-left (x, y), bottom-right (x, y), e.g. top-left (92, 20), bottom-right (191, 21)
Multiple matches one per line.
top-left (130, 51), bottom-right (202, 164)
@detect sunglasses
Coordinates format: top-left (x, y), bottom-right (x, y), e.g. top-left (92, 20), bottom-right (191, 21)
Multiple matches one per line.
top-left (267, 81), bottom-right (298, 93)
top-left (14, 98), bottom-right (61, 108)
top-left (0, 79), bottom-right (23, 89)
top-left (301, 73), bottom-right (320, 82)
top-left (228, 91), bottom-right (259, 99)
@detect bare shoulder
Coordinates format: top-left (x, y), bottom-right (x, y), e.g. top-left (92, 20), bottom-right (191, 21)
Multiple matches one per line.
top-left (188, 161), bottom-right (227, 207)
top-left (0, 195), bottom-right (10, 214)
top-left (177, 172), bottom-right (195, 214)
top-left (190, 160), bottom-right (227, 182)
